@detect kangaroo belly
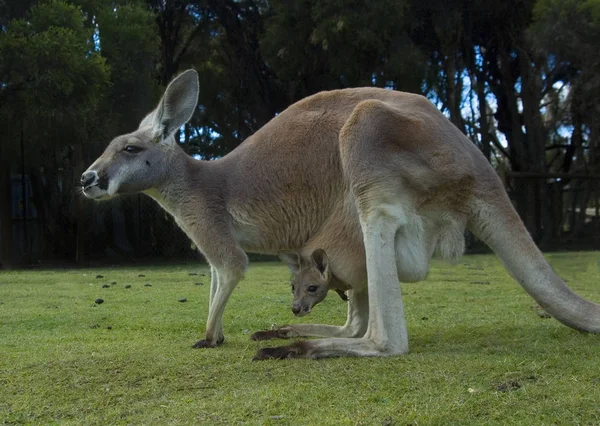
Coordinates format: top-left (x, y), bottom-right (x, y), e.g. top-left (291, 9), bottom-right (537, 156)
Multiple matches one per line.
top-left (395, 211), bottom-right (466, 282)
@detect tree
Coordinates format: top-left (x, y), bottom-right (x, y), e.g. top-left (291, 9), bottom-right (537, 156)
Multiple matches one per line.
top-left (0, 0), bottom-right (110, 265)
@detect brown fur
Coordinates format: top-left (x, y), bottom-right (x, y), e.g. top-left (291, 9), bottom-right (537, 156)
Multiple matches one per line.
top-left (82, 70), bottom-right (600, 359)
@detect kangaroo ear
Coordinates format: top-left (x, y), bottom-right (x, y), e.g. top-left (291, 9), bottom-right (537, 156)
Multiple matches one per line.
top-left (278, 251), bottom-right (302, 274)
top-left (310, 249), bottom-right (329, 277)
top-left (140, 69), bottom-right (199, 142)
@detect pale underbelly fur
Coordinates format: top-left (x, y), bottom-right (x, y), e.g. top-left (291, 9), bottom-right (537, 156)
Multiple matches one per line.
top-left (299, 202), bottom-right (468, 288)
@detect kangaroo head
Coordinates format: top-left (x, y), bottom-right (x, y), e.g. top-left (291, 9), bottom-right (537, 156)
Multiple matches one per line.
top-left (81, 70), bottom-right (199, 200)
top-left (279, 249), bottom-right (332, 317)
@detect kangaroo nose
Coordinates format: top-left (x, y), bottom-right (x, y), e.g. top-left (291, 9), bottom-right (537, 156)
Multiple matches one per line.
top-left (292, 305), bottom-right (301, 315)
top-left (81, 171), bottom-right (96, 188)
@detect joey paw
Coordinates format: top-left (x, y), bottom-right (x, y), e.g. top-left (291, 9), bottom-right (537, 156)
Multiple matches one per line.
top-left (252, 342), bottom-right (309, 360)
top-left (250, 330), bottom-right (285, 341)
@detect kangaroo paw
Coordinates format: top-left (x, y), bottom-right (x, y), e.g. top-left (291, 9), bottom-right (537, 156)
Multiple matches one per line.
top-left (250, 330), bottom-right (282, 341)
top-left (250, 328), bottom-right (296, 341)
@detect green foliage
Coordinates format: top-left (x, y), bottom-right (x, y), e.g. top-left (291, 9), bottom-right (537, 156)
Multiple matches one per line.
top-left (1, 254), bottom-right (599, 423)
top-left (95, 1), bottom-right (160, 130)
top-left (262, 0), bottom-right (423, 94)
top-left (0, 0), bottom-right (110, 153)
top-left (1, 0), bottom-right (599, 264)
top-left (310, 0), bottom-right (411, 85)
top-left (533, 0), bottom-right (600, 112)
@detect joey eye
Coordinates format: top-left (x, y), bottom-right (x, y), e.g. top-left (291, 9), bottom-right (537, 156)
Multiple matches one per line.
top-left (307, 285), bottom-right (318, 293)
top-left (123, 145), bottom-right (143, 154)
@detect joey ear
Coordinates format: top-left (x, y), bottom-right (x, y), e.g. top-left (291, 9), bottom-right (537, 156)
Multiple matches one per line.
top-left (142, 69), bottom-right (199, 141)
top-left (310, 249), bottom-right (329, 276)
top-left (278, 251), bottom-right (302, 274)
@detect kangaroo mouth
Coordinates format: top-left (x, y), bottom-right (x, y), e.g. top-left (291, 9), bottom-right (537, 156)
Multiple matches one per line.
top-left (82, 184), bottom-right (111, 200)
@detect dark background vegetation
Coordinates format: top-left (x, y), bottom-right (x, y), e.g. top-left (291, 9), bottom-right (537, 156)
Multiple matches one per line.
top-left (0, 0), bottom-right (599, 267)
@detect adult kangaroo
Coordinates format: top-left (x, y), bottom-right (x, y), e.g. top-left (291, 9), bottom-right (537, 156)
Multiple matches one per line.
top-left (82, 70), bottom-right (600, 360)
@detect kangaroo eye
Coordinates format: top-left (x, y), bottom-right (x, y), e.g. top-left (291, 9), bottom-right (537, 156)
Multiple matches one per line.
top-left (307, 285), bottom-right (318, 293)
top-left (124, 145), bottom-right (143, 154)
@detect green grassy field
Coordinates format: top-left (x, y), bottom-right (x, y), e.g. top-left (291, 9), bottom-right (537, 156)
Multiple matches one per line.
top-left (1, 252), bottom-right (599, 425)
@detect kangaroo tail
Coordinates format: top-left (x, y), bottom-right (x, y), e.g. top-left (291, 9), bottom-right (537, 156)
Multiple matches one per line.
top-left (469, 198), bottom-right (600, 333)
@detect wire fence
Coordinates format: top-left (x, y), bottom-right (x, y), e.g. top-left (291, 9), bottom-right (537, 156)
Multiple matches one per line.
top-left (9, 189), bottom-right (197, 267)
top-left (3, 174), bottom-right (600, 267)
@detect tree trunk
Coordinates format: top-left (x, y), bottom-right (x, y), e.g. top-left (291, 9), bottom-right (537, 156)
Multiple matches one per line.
top-left (474, 69), bottom-right (491, 161)
top-left (443, 55), bottom-right (466, 133)
top-left (0, 155), bottom-right (12, 268)
top-left (74, 143), bottom-right (86, 264)
top-left (520, 49), bottom-right (550, 243)
top-left (20, 123), bottom-right (30, 264)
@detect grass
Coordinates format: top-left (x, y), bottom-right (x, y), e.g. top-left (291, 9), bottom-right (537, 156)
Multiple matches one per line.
top-left (1, 252), bottom-right (599, 425)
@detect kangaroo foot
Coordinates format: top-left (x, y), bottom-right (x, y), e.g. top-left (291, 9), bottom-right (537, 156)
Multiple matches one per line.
top-left (252, 341), bottom-right (309, 360)
top-left (192, 335), bottom-right (224, 348)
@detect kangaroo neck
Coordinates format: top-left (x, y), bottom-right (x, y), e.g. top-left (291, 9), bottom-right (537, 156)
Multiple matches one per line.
top-left (144, 149), bottom-right (223, 220)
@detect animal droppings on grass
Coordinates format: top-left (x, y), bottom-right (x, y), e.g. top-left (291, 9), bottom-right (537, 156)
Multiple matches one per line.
top-left (194, 282), bottom-right (203, 286)
top-left (138, 274), bottom-right (146, 277)
top-left (102, 284), bottom-right (110, 288)
top-left (111, 281), bottom-right (117, 285)
top-left (125, 285), bottom-right (131, 289)
top-left (1, 256), bottom-right (599, 425)
top-left (421, 316), bottom-right (429, 321)
top-left (144, 284), bottom-right (152, 287)
top-left (90, 324), bottom-right (100, 329)
top-left (188, 272), bottom-right (198, 276)
top-left (106, 326), bottom-right (112, 330)
top-left (470, 280), bottom-right (490, 285)
top-left (96, 275), bottom-right (104, 279)
top-left (94, 298), bottom-right (104, 304)
top-left (494, 380), bottom-right (521, 392)
top-left (178, 298), bottom-right (187, 303)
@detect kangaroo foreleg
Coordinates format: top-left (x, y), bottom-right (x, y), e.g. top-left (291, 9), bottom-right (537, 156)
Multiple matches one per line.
top-left (200, 265), bottom-right (223, 345)
top-left (209, 265), bottom-right (218, 309)
top-left (193, 246), bottom-right (248, 348)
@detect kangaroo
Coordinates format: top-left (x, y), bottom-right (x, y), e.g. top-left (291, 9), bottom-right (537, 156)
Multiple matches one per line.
top-left (249, 249), bottom-right (351, 342)
top-left (81, 69), bottom-right (600, 360)
top-left (280, 249), bottom-right (348, 316)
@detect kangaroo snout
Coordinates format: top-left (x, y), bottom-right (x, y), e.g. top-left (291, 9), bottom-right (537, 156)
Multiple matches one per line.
top-left (81, 170), bottom-right (97, 188)
top-left (292, 303), bottom-right (310, 317)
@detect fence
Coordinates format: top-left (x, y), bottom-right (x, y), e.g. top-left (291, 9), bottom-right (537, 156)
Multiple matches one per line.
top-left (4, 181), bottom-right (197, 267)
top-left (504, 172), bottom-right (600, 248)
top-left (2, 172), bottom-right (600, 267)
